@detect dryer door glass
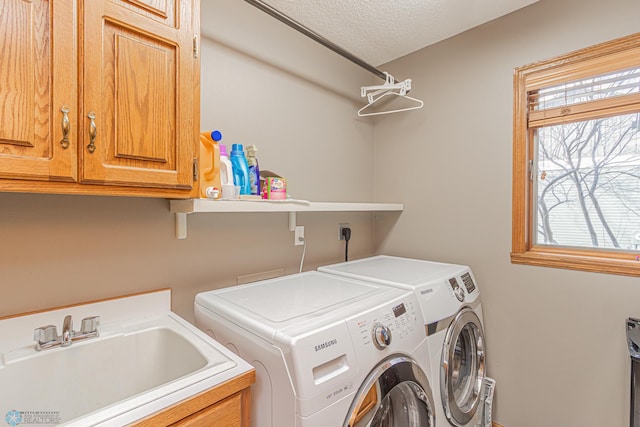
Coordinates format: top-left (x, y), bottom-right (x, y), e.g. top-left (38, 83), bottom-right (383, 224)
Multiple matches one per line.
top-left (441, 308), bottom-right (486, 426)
top-left (345, 356), bottom-right (435, 427)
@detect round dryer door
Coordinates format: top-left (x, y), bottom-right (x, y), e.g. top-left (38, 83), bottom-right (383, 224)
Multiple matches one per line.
top-left (344, 355), bottom-right (435, 427)
top-left (441, 307), bottom-right (486, 427)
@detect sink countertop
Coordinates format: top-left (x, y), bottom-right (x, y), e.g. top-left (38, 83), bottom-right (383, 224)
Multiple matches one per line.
top-left (0, 289), bottom-right (254, 426)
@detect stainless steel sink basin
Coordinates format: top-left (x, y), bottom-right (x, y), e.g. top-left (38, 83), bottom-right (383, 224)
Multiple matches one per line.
top-left (0, 297), bottom-right (253, 427)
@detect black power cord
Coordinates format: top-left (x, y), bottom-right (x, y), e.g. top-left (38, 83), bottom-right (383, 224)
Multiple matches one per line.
top-left (341, 227), bottom-right (351, 262)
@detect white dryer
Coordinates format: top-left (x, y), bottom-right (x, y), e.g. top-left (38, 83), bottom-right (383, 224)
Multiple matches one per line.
top-left (319, 255), bottom-right (487, 427)
top-left (194, 271), bottom-right (436, 427)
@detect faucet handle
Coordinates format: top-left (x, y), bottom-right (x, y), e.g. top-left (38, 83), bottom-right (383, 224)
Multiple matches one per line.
top-left (34, 325), bottom-right (59, 350)
top-left (80, 316), bottom-right (100, 334)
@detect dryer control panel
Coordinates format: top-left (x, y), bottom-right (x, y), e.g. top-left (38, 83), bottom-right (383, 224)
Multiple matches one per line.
top-left (446, 269), bottom-right (480, 303)
top-left (448, 277), bottom-right (466, 302)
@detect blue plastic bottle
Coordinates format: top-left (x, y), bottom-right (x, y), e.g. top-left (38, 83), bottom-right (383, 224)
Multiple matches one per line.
top-left (230, 144), bottom-right (251, 195)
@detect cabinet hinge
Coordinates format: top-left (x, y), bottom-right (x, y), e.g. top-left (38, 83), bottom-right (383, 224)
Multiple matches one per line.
top-left (193, 35), bottom-right (199, 59)
top-left (528, 159), bottom-right (534, 181)
top-left (193, 159), bottom-right (198, 181)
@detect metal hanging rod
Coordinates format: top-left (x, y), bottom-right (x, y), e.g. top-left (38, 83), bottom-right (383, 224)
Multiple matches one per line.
top-left (244, 0), bottom-right (388, 82)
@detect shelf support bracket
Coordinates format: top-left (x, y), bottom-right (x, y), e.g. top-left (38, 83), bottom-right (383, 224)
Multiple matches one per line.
top-left (288, 211), bottom-right (296, 232)
top-left (176, 212), bottom-right (188, 239)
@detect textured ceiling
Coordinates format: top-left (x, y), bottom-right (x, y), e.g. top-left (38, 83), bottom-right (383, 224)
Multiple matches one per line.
top-left (258, 0), bottom-right (540, 66)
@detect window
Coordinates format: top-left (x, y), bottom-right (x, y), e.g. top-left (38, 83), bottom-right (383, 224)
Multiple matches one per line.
top-left (512, 33), bottom-right (640, 277)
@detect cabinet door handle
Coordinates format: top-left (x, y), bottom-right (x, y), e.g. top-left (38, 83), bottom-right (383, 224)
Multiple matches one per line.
top-left (87, 111), bottom-right (97, 153)
top-left (60, 106), bottom-right (70, 149)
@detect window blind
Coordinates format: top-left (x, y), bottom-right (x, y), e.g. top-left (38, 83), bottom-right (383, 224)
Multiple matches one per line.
top-left (528, 67), bottom-right (640, 127)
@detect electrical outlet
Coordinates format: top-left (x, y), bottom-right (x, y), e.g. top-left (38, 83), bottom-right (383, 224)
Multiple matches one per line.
top-left (295, 226), bottom-right (305, 246)
top-left (339, 223), bottom-right (350, 240)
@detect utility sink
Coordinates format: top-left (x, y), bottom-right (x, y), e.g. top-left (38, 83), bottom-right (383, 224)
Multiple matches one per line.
top-left (0, 290), bottom-right (254, 426)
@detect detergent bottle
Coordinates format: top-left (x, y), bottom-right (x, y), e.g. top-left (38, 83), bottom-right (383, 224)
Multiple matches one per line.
top-left (246, 145), bottom-right (260, 196)
top-left (219, 144), bottom-right (234, 186)
top-left (230, 144), bottom-right (251, 195)
top-left (199, 130), bottom-right (222, 198)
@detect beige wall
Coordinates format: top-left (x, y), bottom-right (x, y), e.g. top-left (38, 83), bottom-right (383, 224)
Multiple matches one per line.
top-left (374, 0), bottom-right (640, 426)
top-left (0, 2), bottom-right (384, 322)
top-left (198, 0), bottom-right (375, 202)
top-left (0, 193), bottom-right (380, 322)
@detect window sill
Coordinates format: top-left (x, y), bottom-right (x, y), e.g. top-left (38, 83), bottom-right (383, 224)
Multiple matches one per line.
top-left (510, 247), bottom-right (640, 277)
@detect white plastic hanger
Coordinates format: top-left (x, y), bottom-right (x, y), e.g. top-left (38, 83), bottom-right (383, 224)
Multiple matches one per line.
top-left (358, 72), bottom-right (424, 117)
top-left (357, 91), bottom-right (425, 117)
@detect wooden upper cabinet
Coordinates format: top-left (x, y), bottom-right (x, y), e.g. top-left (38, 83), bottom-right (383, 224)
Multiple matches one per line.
top-left (0, 0), bottom-right (198, 196)
top-left (0, 0), bottom-right (77, 182)
top-left (81, 0), bottom-right (196, 189)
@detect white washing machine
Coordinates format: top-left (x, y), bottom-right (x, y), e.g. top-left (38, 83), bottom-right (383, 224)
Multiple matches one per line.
top-left (194, 271), bottom-right (436, 427)
top-left (319, 255), bottom-right (487, 427)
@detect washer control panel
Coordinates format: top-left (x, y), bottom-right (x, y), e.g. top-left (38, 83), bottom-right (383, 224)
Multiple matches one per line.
top-left (371, 322), bottom-right (392, 349)
top-left (349, 295), bottom-right (422, 352)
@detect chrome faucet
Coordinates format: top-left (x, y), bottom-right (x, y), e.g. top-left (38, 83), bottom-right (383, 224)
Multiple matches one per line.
top-left (34, 315), bottom-right (100, 351)
top-left (61, 315), bottom-right (73, 347)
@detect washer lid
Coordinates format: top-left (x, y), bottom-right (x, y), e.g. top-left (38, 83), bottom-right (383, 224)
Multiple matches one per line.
top-left (195, 271), bottom-right (407, 343)
top-left (319, 255), bottom-right (467, 289)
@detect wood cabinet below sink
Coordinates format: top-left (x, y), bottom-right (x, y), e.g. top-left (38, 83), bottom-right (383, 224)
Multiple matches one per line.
top-left (131, 369), bottom-right (255, 427)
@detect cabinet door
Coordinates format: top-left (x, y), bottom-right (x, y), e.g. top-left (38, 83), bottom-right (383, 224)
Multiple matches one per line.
top-left (0, 0), bottom-right (77, 182)
top-left (172, 393), bottom-right (243, 427)
top-left (81, 0), bottom-right (196, 189)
